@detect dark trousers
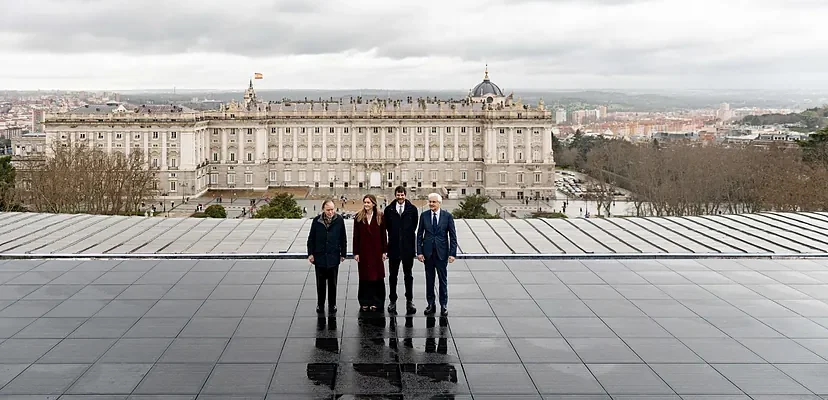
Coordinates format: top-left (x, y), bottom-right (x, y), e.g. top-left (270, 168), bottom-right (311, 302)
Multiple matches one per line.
top-left (388, 257), bottom-right (414, 303)
top-left (314, 265), bottom-right (339, 308)
top-left (424, 250), bottom-right (448, 308)
top-left (358, 279), bottom-right (386, 308)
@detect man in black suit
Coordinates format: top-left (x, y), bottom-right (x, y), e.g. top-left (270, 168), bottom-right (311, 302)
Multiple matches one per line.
top-left (416, 193), bottom-right (458, 316)
top-left (383, 186), bottom-right (419, 315)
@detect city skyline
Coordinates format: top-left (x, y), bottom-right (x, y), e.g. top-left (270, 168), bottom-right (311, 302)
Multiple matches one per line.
top-left (2, 0), bottom-right (827, 91)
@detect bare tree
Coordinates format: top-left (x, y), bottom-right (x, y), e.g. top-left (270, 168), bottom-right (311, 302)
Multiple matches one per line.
top-left (17, 144), bottom-right (159, 215)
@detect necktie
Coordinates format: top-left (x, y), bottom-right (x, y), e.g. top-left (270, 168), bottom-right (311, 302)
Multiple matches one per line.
top-left (399, 205), bottom-right (403, 215)
top-left (432, 212), bottom-right (437, 232)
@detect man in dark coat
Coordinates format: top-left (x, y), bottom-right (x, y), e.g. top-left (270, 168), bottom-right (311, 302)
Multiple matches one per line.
top-left (383, 186), bottom-right (419, 315)
top-left (307, 200), bottom-right (347, 315)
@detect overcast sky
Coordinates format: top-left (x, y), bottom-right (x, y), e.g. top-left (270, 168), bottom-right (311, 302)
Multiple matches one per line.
top-left (2, 0), bottom-right (827, 91)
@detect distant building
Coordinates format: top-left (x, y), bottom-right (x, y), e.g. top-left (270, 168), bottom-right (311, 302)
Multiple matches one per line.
top-left (42, 69), bottom-right (557, 200)
top-left (31, 109), bottom-right (44, 133)
top-left (555, 109), bottom-right (567, 124)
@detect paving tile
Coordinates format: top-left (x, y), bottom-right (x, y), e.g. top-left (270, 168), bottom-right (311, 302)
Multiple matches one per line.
top-left (587, 364), bottom-right (675, 395)
top-left (13, 318), bottom-right (86, 339)
top-left (69, 317), bottom-right (139, 339)
top-left (0, 339), bottom-right (60, 363)
top-left (737, 338), bottom-right (826, 363)
top-left (680, 338), bottom-right (765, 363)
top-left (622, 338), bottom-right (704, 363)
top-left (511, 338), bottom-right (580, 363)
top-left (0, 364), bottom-right (88, 395)
top-left (219, 338), bottom-right (284, 363)
top-left (0, 318), bottom-right (35, 339)
top-left (568, 337), bottom-right (642, 363)
top-left (23, 285), bottom-right (84, 301)
top-left (0, 285), bottom-right (39, 301)
top-left (234, 317), bottom-right (292, 338)
top-left (67, 363), bottom-right (153, 395)
top-left (0, 364), bottom-right (29, 389)
top-left (499, 317), bottom-right (561, 338)
top-left (775, 363), bottom-right (828, 394)
top-left (712, 364), bottom-right (811, 395)
top-left (123, 318), bottom-right (189, 338)
top-left (68, 285), bottom-right (129, 300)
top-left (267, 362), bottom-right (336, 395)
top-left (463, 364), bottom-right (538, 395)
top-left (549, 318), bottom-right (616, 338)
top-left (157, 338), bottom-right (229, 363)
top-left (179, 317), bottom-right (241, 338)
top-left (0, 301), bottom-right (61, 318)
top-left (399, 362), bottom-right (471, 395)
top-left (525, 364), bottom-right (605, 395)
top-left (454, 338), bottom-right (520, 363)
top-left (201, 364), bottom-right (274, 394)
top-left (99, 338), bottom-right (173, 363)
top-left (133, 363), bottom-right (214, 395)
top-left (43, 300), bottom-right (109, 318)
top-left (38, 338), bottom-right (117, 363)
top-left (650, 364), bottom-right (742, 395)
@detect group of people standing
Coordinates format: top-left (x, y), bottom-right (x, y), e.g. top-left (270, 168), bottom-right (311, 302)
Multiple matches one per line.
top-left (306, 186), bottom-right (458, 317)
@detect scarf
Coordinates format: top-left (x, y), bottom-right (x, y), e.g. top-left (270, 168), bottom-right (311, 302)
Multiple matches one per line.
top-left (322, 212), bottom-right (335, 228)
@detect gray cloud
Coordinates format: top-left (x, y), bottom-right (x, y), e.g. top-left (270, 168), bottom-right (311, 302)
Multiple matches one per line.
top-left (0, 0), bottom-right (826, 89)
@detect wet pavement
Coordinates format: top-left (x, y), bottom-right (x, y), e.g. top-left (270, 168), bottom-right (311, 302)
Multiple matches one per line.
top-left (1, 257), bottom-right (828, 398)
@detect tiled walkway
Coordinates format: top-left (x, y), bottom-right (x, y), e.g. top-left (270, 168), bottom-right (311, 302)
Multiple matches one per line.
top-left (1, 258), bottom-right (828, 398)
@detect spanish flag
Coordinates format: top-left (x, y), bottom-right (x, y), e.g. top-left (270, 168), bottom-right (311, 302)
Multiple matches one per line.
top-left (254, 73), bottom-right (263, 79)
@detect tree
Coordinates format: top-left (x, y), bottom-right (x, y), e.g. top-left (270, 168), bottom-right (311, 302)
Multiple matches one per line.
top-left (254, 192), bottom-right (303, 218)
top-left (0, 135), bottom-right (10, 149)
top-left (798, 126), bottom-right (828, 168)
top-left (451, 194), bottom-right (497, 219)
top-left (16, 144), bottom-right (159, 215)
top-left (203, 204), bottom-right (227, 218)
top-left (0, 156), bottom-right (17, 211)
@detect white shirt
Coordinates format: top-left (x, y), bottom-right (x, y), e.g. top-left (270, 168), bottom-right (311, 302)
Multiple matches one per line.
top-left (431, 209), bottom-right (440, 225)
top-left (397, 202), bottom-right (404, 215)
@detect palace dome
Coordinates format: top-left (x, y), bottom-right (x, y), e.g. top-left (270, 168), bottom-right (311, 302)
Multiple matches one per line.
top-left (471, 67), bottom-right (504, 98)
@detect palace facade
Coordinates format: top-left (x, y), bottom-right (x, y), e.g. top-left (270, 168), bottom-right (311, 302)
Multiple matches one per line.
top-left (42, 70), bottom-right (556, 200)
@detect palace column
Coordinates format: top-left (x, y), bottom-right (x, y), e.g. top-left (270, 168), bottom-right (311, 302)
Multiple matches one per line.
top-left (278, 128), bottom-right (284, 161)
top-left (454, 127), bottom-right (459, 162)
top-left (292, 128), bottom-right (298, 162)
top-left (508, 128), bottom-right (514, 163)
top-left (439, 129), bottom-right (444, 161)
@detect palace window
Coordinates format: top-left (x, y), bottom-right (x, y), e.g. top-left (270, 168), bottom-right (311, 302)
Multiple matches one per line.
top-left (446, 127), bottom-right (451, 133)
top-left (387, 127), bottom-right (393, 133)
top-left (170, 132), bottom-right (177, 139)
top-left (79, 133), bottom-right (86, 140)
top-left (284, 171), bottom-right (292, 182)
top-left (461, 127), bottom-right (466, 133)
top-left (430, 170), bottom-right (438, 181)
top-left (286, 128), bottom-right (291, 134)
top-left (475, 127), bottom-right (481, 133)
top-left (98, 133), bottom-right (104, 140)
top-left (446, 170), bottom-right (453, 181)
top-left (247, 128), bottom-right (254, 135)
top-left (416, 171), bottom-right (423, 181)
top-left (517, 173), bottom-right (524, 184)
top-left (431, 127), bottom-right (437, 133)
top-left (476, 170), bottom-right (483, 181)
top-left (212, 153), bottom-right (218, 161)
top-left (460, 170), bottom-right (467, 181)
top-left (227, 174), bottom-right (235, 185)
top-left (298, 170), bottom-right (306, 182)
top-left (535, 172), bottom-right (542, 183)
top-left (315, 127), bottom-right (320, 133)
top-left (230, 153), bottom-right (235, 162)
top-left (313, 171), bottom-right (320, 182)
top-left (330, 127), bottom-right (335, 133)
top-left (269, 171), bottom-right (277, 182)
top-left (387, 172), bottom-right (394, 181)
top-left (170, 181), bottom-right (177, 192)
top-left (499, 173), bottom-right (507, 184)
top-left (373, 127), bottom-right (379, 133)
top-left (116, 133), bottom-right (122, 139)
top-left (401, 170), bottom-right (408, 182)
top-left (245, 173), bottom-right (253, 185)
top-left (151, 158), bottom-right (159, 167)
top-left (152, 132), bottom-right (159, 139)
top-left (169, 158), bottom-right (177, 168)
top-left (247, 152), bottom-right (253, 162)
top-left (344, 127), bottom-right (349, 133)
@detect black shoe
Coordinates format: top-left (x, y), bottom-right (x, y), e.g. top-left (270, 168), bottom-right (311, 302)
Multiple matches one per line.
top-left (440, 308), bottom-right (448, 317)
top-left (406, 301), bottom-right (417, 315)
top-left (387, 302), bottom-right (397, 314)
top-left (316, 306), bottom-right (324, 314)
top-left (328, 305), bottom-right (337, 315)
top-left (424, 305), bottom-right (436, 315)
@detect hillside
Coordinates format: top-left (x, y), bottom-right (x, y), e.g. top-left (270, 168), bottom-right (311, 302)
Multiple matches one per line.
top-left (741, 106), bottom-right (828, 131)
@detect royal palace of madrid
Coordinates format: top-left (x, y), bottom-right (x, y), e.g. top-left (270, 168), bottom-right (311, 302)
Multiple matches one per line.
top-left (43, 69), bottom-right (556, 200)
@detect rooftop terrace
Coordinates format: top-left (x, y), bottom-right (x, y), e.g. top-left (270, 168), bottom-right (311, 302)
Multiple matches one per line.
top-left (1, 211), bottom-right (827, 398)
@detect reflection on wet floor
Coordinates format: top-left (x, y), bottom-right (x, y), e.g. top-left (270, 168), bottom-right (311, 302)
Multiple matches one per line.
top-left (300, 315), bottom-right (463, 397)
